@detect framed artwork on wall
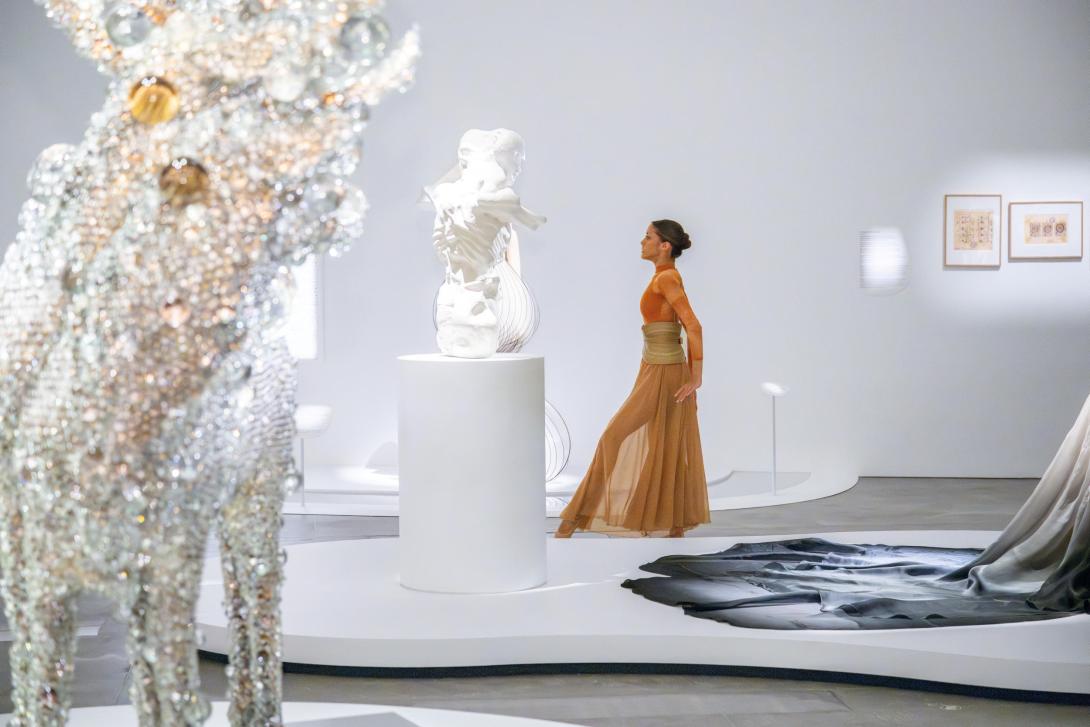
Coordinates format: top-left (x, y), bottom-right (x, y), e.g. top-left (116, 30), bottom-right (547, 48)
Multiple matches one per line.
top-left (1008, 201), bottom-right (1083, 261)
top-left (944, 194), bottom-right (1002, 268)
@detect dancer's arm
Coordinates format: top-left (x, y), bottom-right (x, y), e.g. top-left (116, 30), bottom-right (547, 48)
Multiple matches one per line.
top-left (656, 271), bottom-right (703, 403)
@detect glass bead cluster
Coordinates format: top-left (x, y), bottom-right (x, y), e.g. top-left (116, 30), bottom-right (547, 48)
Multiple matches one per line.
top-left (1, 2), bottom-right (420, 724)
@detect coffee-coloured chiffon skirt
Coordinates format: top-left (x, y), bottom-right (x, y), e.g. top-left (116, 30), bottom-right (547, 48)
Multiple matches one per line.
top-left (559, 357), bottom-right (711, 536)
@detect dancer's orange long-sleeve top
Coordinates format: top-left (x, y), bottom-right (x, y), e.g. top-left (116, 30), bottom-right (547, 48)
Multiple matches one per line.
top-left (640, 262), bottom-right (703, 362)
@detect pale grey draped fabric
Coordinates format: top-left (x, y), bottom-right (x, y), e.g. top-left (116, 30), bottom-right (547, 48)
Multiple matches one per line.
top-left (951, 392), bottom-right (1090, 610)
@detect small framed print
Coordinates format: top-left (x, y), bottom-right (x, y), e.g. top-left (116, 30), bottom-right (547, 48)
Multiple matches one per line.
top-left (1008, 201), bottom-right (1083, 261)
top-left (944, 194), bottom-right (1002, 268)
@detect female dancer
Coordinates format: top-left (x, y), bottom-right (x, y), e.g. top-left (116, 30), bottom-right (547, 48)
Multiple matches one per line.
top-left (556, 220), bottom-right (711, 537)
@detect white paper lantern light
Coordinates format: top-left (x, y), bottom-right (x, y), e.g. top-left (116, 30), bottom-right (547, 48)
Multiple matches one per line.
top-left (860, 227), bottom-right (908, 294)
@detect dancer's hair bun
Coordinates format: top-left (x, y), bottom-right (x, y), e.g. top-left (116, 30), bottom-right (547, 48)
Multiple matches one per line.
top-left (652, 219), bottom-right (692, 258)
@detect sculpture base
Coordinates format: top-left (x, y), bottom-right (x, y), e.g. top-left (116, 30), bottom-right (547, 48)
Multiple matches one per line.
top-left (280, 468), bottom-right (859, 517)
top-left (194, 531), bottom-right (1090, 700)
top-left (398, 353), bottom-right (546, 594)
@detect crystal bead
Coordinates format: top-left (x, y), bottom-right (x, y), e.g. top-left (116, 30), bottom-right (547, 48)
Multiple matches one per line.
top-left (160, 298), bottom-right (191, 328)
top-left (103, 3), bottom-right (152, 48)
top-left (233, 385), bottom-right (255, 408)
top-left (163, 10), bottom-right (198, 50)
top-left (335, 188), bottom-right (368, 227)
top-left (338, 13), bottom-right (391, 65)
top-left (26, 144), bottom-right (73, 194)
top-left (302, 174), bottom-right (344, 219)
top-left (282, 472), bottom-right (302, 495)
top-left (263, 60), bottom-right (308, 103)
top-left (159, 158), bottom-right (209, 207)
top-left (128, 77), bottom-right (180, 125)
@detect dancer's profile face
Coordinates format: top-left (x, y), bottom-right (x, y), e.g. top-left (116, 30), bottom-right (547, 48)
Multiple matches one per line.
top-left (641, 224), bottom-right (670, 261)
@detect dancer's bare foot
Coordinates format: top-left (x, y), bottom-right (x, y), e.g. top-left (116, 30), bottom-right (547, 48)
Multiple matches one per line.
top-left (555, 520), bottom-right (576, 538)
top-left (668, 527), bottom-right (685, 538)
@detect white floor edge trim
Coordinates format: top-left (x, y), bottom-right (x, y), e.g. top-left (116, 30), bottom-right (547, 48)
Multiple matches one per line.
top-left (282, 469), bottom-right (859, 517)
top-left (1, 702), bottom-right (578, 726)
top-left (196, 531), bottom-right (1090, 696)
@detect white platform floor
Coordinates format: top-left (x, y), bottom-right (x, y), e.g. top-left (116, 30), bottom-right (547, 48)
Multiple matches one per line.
top-left (283, 467), bottom-right (858, 517)
top-left (196, 531), bottom-right (1090, 698)
top-left (1, 702), bottom-right (579, 726)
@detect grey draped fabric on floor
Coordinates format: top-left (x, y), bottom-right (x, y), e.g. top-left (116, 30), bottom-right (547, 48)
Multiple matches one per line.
top-left (623, 393), bottom-right (1090, 630)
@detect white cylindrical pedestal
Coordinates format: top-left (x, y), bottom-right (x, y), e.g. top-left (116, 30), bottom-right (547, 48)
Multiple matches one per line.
top-left (398, 353), bottom-right (546, 593)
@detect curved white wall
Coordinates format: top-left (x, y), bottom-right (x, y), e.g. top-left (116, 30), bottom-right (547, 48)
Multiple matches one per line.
top-left (2, 0), bottom-right (1088, 479)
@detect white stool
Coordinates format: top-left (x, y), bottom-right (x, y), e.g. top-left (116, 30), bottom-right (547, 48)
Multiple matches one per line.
top-left (294, 405), bottom-right (333, 507)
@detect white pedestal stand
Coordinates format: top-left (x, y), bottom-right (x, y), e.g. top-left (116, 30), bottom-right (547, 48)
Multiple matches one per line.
top-left (398, 353), bottom-right (546, 593)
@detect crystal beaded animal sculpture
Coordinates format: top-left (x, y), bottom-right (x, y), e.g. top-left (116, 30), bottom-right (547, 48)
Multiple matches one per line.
top-left (0, 2), bottom-right (418, 724)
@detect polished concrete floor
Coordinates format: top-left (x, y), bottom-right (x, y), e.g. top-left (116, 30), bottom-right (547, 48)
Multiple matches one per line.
top-left (3, 477), bottom-right (1089, 726)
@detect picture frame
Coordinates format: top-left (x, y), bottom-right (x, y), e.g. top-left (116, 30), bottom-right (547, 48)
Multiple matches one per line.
top-left (944, 194), bottom-right (1002, 268)
top-left (1008, 201), bottom-right (1083, 261)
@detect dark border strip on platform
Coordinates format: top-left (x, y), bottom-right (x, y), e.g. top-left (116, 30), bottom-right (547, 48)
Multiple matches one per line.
top-left (197, 651), bottom-right (1090, 706)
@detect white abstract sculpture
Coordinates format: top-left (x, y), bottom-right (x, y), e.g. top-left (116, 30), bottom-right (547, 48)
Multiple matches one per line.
top-left (424, 129), bottom-right (546, 358)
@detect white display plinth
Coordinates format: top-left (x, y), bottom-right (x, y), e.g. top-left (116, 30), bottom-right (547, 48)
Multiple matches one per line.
top-left (398, 353), bottom-right (546, 593)
top-left (195, 532), bottom-right (1090, 697)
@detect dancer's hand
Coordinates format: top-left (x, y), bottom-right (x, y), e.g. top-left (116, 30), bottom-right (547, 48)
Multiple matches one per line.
top-left (674, 371), bottom-right (702, 404)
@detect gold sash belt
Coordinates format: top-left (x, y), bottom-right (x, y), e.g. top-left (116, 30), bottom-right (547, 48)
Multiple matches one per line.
top-left (642, 322), bottom-right (686, 364)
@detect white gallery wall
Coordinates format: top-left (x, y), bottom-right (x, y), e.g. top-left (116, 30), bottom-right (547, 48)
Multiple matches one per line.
top-left (2, 0), bottom-right (1089, 479)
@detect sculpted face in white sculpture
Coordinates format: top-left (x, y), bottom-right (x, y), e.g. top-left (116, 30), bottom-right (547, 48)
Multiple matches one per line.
top-left (425, 129), bottom-right (546, 358)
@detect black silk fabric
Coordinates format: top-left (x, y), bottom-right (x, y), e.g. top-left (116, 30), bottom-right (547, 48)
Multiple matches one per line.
top-left (623, 392), bottom-right (1090, 630)
top-left (621, 537), bottom-right (1083, 630)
